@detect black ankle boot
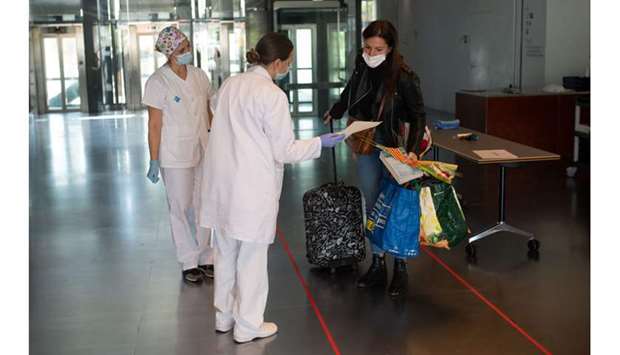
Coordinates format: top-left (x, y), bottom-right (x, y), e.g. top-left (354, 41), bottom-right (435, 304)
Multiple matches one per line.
top-left (357, 254), bottom-right (387, 288)
top-left (388, 259), bottom-right (408, 297)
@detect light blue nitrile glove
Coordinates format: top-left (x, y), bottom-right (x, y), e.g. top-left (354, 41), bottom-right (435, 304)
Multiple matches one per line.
top-left (147, 160), bottom-right (160, 184)
top-left (319, 133), bottom-right (346, 148)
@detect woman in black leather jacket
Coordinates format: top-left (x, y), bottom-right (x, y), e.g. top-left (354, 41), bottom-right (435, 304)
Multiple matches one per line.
top-left (324, 20), bottom-right (426, 297)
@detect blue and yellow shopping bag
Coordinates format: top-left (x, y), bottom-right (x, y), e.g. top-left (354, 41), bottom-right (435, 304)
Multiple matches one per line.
top-left (367, 179), bottom-right (420, 259)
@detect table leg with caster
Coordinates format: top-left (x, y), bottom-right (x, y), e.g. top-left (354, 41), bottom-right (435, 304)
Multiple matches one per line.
top-left (466, 165), bottom-right (540, 259)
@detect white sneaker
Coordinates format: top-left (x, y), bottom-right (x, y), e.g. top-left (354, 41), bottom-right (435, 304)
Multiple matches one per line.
top-left (233, 322), bottom-right (278, 344)
top-left (215, 320), bottom-right (234, 333)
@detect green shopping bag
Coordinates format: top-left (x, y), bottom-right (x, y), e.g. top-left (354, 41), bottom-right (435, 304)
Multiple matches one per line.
top-left (428, 181), bottom-right (469, 248)
top-left (403, 178), bottom-right (469, 249)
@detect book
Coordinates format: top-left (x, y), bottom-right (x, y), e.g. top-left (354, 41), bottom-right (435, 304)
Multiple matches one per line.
top-left (379, 151), bottom-right (423, 185)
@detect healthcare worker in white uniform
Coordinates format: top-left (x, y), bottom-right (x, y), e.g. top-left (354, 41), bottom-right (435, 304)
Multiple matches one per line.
top-left (200, 32), bottom-right (345, 343)
top-left (143, 26), bottom-right (215, 285)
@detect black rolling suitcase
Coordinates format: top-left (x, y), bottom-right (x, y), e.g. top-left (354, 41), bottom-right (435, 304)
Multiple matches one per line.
top-left (302, 121), bottom-right (366, 269)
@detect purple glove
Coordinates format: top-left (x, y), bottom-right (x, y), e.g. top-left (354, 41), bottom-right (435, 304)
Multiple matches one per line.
top-left (319, 133), bottom-right (346, 148)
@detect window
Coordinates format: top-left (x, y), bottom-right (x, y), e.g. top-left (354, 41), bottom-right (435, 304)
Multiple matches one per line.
top-left (294, 28), bottom-right (314, 114)
top-left (229, 23), bottom-right (246, 76)
top-left (361, 0), bottom-right (377, 30)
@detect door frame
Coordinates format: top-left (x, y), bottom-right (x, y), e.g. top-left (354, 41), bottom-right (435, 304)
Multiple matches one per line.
top-left (280, 24), bottom-right (318, 117)
top-left (136, 31), bottom-right (168, 98)
top-left (32, 25), bottom-right (87, 113)
top-left (124, 22), bottom-right (176, 110)
top-left (274, 2), bottom-right (349, 119)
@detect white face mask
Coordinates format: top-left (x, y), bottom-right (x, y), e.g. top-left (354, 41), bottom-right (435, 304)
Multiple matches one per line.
top-left (362, 52), bottom-right (386, 68)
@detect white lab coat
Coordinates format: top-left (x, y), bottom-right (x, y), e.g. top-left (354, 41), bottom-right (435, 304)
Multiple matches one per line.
top-left (143, 64), bottom-right (215, 168)
top-left (200, 65), bottom-right (322, 244)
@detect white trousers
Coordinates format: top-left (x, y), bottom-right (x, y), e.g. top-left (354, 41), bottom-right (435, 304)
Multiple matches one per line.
top-left (214, 231), bottom-right (270, 335)
top-left (161, 163), bottom-right (214, 270)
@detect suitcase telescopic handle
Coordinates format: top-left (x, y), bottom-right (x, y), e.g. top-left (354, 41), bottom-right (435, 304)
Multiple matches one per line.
top-left (329, 119), bottom-right (338, 183)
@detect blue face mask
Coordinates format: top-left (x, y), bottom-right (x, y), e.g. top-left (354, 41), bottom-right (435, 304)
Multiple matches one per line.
top-left (275, 66), bottom-right (289, 81)
top-left (176, 51), bottom-right (193, 65)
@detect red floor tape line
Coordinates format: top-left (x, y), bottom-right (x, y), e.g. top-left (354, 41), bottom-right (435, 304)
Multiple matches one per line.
top-left (421, 246), bottom-right (553, 355)
top-left (276, 228), bottom-right (342, 355)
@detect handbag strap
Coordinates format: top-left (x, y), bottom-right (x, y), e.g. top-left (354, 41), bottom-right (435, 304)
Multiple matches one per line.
top-left (376, 95), bottom-right (387, 121)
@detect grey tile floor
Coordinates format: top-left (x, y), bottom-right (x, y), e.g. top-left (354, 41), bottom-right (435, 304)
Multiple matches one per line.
top-left (29, 110), bottom-right (589, 354)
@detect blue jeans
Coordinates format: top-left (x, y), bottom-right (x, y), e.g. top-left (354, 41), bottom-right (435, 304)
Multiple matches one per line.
top-left (356, 150), bottom-right (404, 260)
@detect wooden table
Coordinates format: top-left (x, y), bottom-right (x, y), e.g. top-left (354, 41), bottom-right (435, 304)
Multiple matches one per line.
top-left (431, 127), bottom-right (560, 257)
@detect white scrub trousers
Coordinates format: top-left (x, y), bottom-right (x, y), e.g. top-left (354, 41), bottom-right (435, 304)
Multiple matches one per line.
top-left (161, 163), bottom-right (214, 270)
top-left (213, 231), bottom-right (270, 336)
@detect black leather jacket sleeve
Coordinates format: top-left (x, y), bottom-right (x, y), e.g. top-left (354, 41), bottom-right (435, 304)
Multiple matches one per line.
top-left (328, 79), bottom-right (352, 120)
top-left (399, 71), bottom-right (426, 154)
top-left (329, 53), bottom-right (366, 119)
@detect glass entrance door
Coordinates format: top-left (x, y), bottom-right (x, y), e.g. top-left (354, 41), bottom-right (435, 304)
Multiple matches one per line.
top-left (193, 21), bottom-right (247, 90)
top-left (274, 3), bottom-right (352, 121)
top-left (282, 25), bottom-right (317, 117)
top-left (138, 33), bottom-right (168, 95)
top-left (43, 34), bottom-right (81, 111)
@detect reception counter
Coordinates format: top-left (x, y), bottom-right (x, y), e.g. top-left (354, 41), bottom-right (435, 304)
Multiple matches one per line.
top-left (455, 89), bottom-right (590, 161)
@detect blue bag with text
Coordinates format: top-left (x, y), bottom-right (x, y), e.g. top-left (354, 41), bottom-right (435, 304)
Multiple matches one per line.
top-left (366, 179), bottom-right (421, 259)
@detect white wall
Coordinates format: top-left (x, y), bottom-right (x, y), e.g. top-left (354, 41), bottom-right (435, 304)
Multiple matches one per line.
top-left (545, 0), bottom-right (590, 84)
top-left (379, 0), bottom-right (519, 113)
top-left (377, 0), bottom-right (590, 112)
top-left (376, 0), bottom-right (399, 23)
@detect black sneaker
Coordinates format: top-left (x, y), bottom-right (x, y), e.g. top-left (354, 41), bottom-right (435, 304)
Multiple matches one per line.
top-left (182, 268), bottom-right (204, 285)
top-left (197, 264), bottom-right (214, 279)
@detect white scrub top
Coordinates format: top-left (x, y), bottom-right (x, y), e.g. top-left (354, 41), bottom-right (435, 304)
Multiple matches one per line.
top-left (200, 65), bottom-right (322, 244)
top-left (143, 64), bottom-right (215, 169)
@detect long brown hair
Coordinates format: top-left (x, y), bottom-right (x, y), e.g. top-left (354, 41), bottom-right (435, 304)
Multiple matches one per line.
top-left (362, 20), bottom-right (408, 96)
top-left (246, 32), bottom-right (293, 66)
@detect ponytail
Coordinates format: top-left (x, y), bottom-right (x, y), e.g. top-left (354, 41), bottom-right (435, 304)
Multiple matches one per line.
top-left (246, 32), bottom-right (293, 66)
